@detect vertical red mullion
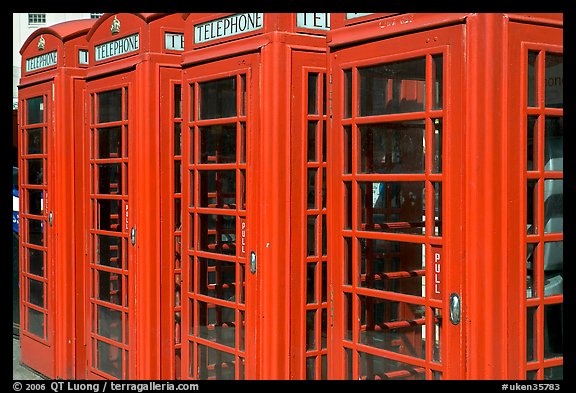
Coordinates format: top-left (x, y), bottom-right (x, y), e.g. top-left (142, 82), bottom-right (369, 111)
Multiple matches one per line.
top-left (350, 65), bottom-right (359, 380)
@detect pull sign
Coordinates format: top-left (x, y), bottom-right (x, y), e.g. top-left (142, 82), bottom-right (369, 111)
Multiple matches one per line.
top-left (239, 219), bottom-right (247, 257)
top-left (250, 252), bottom-right (257, 274)
top-left (449, 293), bottom-right (461, 325)
top-left (431, 246), bottom-right (442, 300)
top-left (130, 226), bottom-right (136, 246)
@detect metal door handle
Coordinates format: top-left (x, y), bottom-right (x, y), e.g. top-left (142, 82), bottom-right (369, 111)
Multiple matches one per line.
top-left (250, 251), bottom-right (256, 274)
top-left (130, 226), bottom-right (136, 246)
top-left (49, 211), bottom-right (53, 226)
top-left (449, 293), bottom-right (461, 325)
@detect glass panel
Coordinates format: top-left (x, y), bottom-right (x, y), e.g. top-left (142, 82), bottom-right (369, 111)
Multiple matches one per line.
top-left (97, 305), bottom-right (123, 342)
top-left (95, 234), bottom-right (122, 268)
top-left (306, 310), bottom-right (316, 350)
top-left (27, 128), bottom-right (43, 154)
top-left (322, 168), bottom-right (326, 209)
top-left (306, 357), bottom-right (315, 380)
top-left (359, 121), bottom-right (425, 174)
top-left (174, 199), bottom-right (182, 229)
top-left (526, 370), bottom-right (538, 380)
top-left (97, 199), bottom-right (121, 232)
top-left (359, 57), bottom-right (426, 116)
top-left (344, 126), bottom-right (352, 174)
top-left (123, 87), bottom-right (128, 121)
top-left (198, 257), bottom-right (236, 302)
top-left (527, 180), bottom-right (537, 235)
top-left (98, 89), bottom-right (122, 123)
top-left (545, 53), bottom-right (562, 108)
top-left (322, 121), bottom-right (327, 161)
top-left (174, 161), bottom-right (182, 194)
top-left (307, 169), bottom-right (317, 209)
top-left (344, 292), bottom-right (353, 341)
top-left (344, 182), bottom-right (352, 230)
top-left (240, 74), bottom-right (246, 117)
top-left (345, 347), bottom-right (353, 380)
top-left (239, 310), bottom-right (245, 351)
top-left (432, 308), bottom-right (442, 362)
top-left (198, 214), bottom-right (236, 256)
top-left (360, 182), bottom-right (425, 234)
top-left (97, 164), bottom-right (122, 195)
top-left (323, 74), bottom-right (327, 115)
top-left (527, 51), bottom-right (538, 107)
top-left (344, 237), bottom-right (352, 285)
top-left (174, 84), bottom-right (182, 118)
top-left (322, 219), bottom-right (327, 256)
top-left (432, 55), bottom-right (443, 110)
top-left (308, 122), bottom-right (317, 162)
top-left (432, 118), bottom-right (442, 173)
top-left (308, 73), bottom-right (318, 115)
top-left (307, 262), bottom-right (316, 304)
top-left (239, 170), bottom-right (246, 210)
top-left (359, 351), bottom-right (425, 380)
top-left (174, 123), bottom-right (182, 156)
top-left (359, 296), bottom-right (425, 359)
top-left (359, 239), bottom-right (425, 297)
top-left (544, 180), bottom-right (562, 234)
top-left (544, 117), bottom-right (563, 171)
top-left (199, 77), bottom-right (237, 120)
top-left (433, 182), bottom-right (442, 236)
top-left (526, 243), bottom-right (536, 298)
top-left (96, 340), bottom-right (122, 379)
top-left (544, 366), bottom-right (563, 380)
top-left (321, 308), bottom-right (327, 347)
top-left (198, 300), bottom-right (236, 348)
top-left (307, 216), bottom-right (317, 256)
top-left (344, 69), bottom-right (352, 118)
top-left (28, 278), bottom-right (44, 307)
top-left (544, 242), bottom-right (562, 293)
top-left (26, 96), bottom-right (44, 125)
top-left (97, 127), bottom-right (122, 159)
top-left (527, 116), bottom-right (538, 171)
top-left (526, 306), bottom-right (537, 362)
top-left (239, 123), bottom-right (246, 163)
top-left (28, 219), bottom-right (44, 246)
top-left (321, 354), bottom-right (327, 380)
top-left (27, 159), bottom-right (43, 185)
top-left (200, 125), bottom-right (237, 163)
top-left (28, 248), bottom-right (44, 277)
top-left (544, 304), bottom-right (563, 359)
top-left (28, 308), bottom-right (44, 338)
top-left (199, 170), bottom-right (237, 209)
top-left (97, 270), bottom-right (123, 305)
top-left (27, 189), bottom-right (43, 215)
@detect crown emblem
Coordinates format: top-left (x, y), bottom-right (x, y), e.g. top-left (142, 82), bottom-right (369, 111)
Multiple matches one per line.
top-left (38, 35), bottom-right (45, 51)
top-left (111, 16), bottom-right (121, 35)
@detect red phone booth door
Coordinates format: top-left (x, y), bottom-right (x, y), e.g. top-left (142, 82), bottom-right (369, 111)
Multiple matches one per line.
top-left (19, 81), bottom-right (55, 377)
top-left (330, 24), bottom-right (465, 379)
top-left (180, 54), bottom-right (258, 380)
top-left (83, 72), bottom-right (135, 379)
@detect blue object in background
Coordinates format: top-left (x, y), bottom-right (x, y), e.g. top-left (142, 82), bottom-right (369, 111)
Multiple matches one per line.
top-left (13, 167), bottom-right (19, 234)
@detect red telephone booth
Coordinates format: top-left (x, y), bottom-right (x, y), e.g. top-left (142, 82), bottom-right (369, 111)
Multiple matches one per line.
top-left (18, 18), bottom-right (96, 379)
top-left (327, 13), bottom-right (563, 380)
top-left (176, 12), bottom-right (330, 380)
top-left (73, 13), bottom-right (185, 380)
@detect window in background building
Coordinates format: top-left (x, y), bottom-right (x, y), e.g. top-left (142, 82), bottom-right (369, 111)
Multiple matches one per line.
top-left (90, 13), bottom-right (104, 19)
top-left (28, 14), bottom-right (46, 25)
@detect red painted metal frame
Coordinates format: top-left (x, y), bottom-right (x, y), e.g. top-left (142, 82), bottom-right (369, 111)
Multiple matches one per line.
top-left (19, 19), bottom-right (95, 379)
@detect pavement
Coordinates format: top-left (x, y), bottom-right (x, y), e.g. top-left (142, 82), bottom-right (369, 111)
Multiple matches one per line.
top-left (13, 336), bottom-right (46, 380)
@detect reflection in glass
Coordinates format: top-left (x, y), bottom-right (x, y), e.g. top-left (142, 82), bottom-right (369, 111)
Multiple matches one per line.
top-left (527, 51), bottom-right (538, 107)
top-left (28, 248), bottom-right (44, 277)
top-left (359, 122), bottom-right (425, 174)
top-left (526, 307), bottom-right (537, 362)
top-left (307, 216), bottom-right (317, 256)
top-left (306, 310), bottom-right (316, 350)
top-left (96, 339), bottom-right (122, 379)
top-left (97, 270), bottom-right (123, 305)
top-left (197, 300), bottom-right (236, 349)
top-left (98, 89), bottom-right (122, 123)
top-left (27, 189), bottom-right (43, 215)
top-left (26, 96), bottom-right (44, 125)
top-left (28, 219), bottom-right (44, 246)
top-left (544, 117), bottom-right (563, 171)
top-left (200, 77), bottom-right (237, 119)
top-left (27, 159), bottom-right (43, 185)
top-left (359, 238), bottom-right (425, 297)
top-left (544, 304), bottom-right (563, 359)
top-left (198, 214), bottom-right (236, 255)
top-left (359, 350), bottom-right (425, 380)
top-left (307, 263), bottom-right (316, 304)
top-left (526, 243), bottom-right (536, 298)
top-left (28, 278), bottom-right (44, 307)
top-left (308, 73), bottom-right (318, 115)
top-left (308, 122), bottom-right (317, 162)
top-left (359, 57), bottom-right (426, 116)
top-left (95, 234), bottom-right (122, 268)
top-left (97, 164), bottom-right (121, 195)
top-left (527, 180), bottom-right (537, 234)
top-left (307, 169), bottom-right (317, 209)
top-left (527, 116), bottom-right (538, 171)
top-left (97, 305), bottom-right (122, 342)
top-left (199, 170), bottom-right (236, 209)
top-left (344, 69), bottom-right (352, 118)
top-left (360, 181), bottom-right (425, 234)
top-left (97, 199), bottom-right (121, 231)
top-left (544, 180), bottom-right (562, 234)
top-left (432, 55), bottom-right (443, 110)
top-left (545, 53), bottom-right (562, 108)
top-left (344, 126), bottom-right (352, 174)
top-left (432, 119), bottom-right (442, 173)
top-left (198, 258), bottom-right (236, 302)
top-left (97, 127), bottom-right (122, 159)
top-left (27, 128), bottom-right (43, 154)
top-left (28, 308), bottom-right (44, 338)
top-left (200, 125), bottom-right (237, 163)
